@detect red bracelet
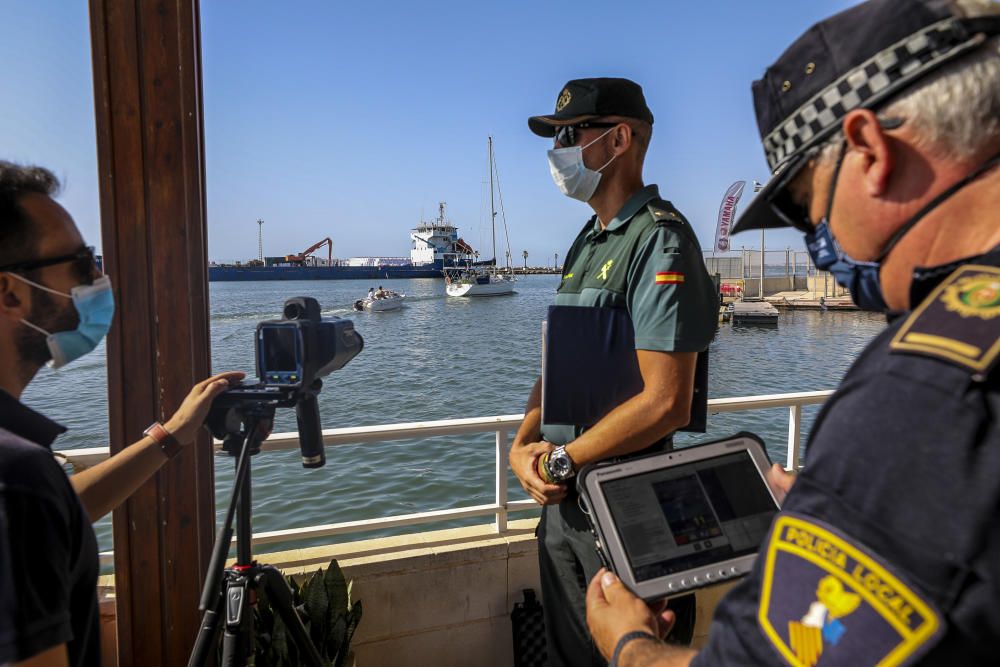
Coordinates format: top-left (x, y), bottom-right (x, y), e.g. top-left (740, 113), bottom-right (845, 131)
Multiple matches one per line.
top-left (143, 422), bottom-right (182, 460)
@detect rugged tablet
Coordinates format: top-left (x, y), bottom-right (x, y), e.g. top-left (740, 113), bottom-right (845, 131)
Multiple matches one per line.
top-left (578, 433), bottom-right (780, 600)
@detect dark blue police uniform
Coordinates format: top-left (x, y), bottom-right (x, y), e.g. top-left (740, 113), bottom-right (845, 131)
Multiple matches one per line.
top-left (694, 248), bottom-right (1000, 666)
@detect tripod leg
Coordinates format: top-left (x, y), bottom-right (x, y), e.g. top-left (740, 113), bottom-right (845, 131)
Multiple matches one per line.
top-left (220, 574), bottom-right (253, 666)
top-left (258, 566), bottom-right (327, 667)
top-left (187, 584), bottom-right (227, 667)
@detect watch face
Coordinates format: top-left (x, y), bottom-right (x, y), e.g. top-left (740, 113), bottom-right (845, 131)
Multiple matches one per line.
top-left (550, 451), bottom-right (573, 478)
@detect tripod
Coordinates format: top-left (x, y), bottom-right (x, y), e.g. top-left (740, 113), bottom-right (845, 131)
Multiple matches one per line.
top-left (188, 409), bottom-right (325, 667)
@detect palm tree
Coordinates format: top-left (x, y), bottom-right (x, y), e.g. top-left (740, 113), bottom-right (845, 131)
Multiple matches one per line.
top-left (522, 250), bottom-right (528, 271)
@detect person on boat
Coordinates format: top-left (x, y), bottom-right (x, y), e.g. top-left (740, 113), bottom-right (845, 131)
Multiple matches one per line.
top-left (586, 1), bottom-right (1000, 665)
top-left (375, 285), bottom-right (386, 299)
top-left (367, 287), bottom-right (375, 299)
top-left (0, 162), bottom-right (244, 667)
top-left (510, 77), bottom-right (718, 667)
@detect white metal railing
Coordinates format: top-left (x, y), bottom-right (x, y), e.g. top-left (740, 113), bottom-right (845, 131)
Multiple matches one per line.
top-left (56, 390), bottom-right (833, 568)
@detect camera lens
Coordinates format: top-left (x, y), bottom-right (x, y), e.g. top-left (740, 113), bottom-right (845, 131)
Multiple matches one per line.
top-left (284, 303), bottom-right (303, 319)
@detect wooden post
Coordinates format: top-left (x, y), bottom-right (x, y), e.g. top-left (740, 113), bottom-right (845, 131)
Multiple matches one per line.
top-left (89, 1), bottom-right (213, 664)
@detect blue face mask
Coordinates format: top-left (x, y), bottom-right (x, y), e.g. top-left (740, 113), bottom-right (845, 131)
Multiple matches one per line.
top-left (805, 220), bottom-right (888, 311)
top-left (802, 145), bottom-right (1000, 313)
top-left (14, 274), bottom-right (115, 368)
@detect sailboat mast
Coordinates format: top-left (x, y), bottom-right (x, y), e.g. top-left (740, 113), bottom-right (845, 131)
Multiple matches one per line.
top-left (489, 135), bottom-right (496, 268)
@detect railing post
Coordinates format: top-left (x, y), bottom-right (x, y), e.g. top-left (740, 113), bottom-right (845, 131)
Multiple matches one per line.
top-left (787, 404), bottom-right (802, 470)
top-left (495, 429), bottom-right (509, 533)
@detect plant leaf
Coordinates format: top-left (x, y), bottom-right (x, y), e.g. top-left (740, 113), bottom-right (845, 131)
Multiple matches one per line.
top-left (304, 569), bottom-right (331, 649)
top-left (324, 560), bottom-right (349, 613)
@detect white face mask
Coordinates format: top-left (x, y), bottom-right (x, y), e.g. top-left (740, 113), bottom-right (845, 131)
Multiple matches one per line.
top-left (546, 126), bottom-right (619, 202)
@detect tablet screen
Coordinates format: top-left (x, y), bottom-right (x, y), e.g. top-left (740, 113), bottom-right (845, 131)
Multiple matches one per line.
top-left (601, 450), bottom-right (778, 582)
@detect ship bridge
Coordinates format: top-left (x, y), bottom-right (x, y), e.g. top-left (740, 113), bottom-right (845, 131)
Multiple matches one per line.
top-left (411, 201), bottom-right (476, 266)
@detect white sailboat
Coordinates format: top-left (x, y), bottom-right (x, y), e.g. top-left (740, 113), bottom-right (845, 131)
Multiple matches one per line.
top-left (445, 136), bottom-right (516, 297)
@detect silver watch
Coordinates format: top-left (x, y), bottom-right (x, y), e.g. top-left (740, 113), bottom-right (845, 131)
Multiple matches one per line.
top-left (546, 445), bottom-right (576, 482)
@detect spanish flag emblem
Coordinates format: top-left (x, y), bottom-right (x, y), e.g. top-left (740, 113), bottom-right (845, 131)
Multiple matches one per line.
top-left (655, 272), bottom-right (684, 285)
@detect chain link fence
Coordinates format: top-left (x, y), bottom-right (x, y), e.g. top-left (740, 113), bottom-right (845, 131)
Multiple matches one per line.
top-left (703, 249), bottom-right (849, 299)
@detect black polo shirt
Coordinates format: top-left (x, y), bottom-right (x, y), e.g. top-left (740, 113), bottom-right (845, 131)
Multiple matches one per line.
top-left (0, 389), bottom-right (100, 666)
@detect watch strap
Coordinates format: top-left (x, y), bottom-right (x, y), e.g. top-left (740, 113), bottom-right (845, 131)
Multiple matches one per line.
top-left (145, 422), bottom-right (182, 460)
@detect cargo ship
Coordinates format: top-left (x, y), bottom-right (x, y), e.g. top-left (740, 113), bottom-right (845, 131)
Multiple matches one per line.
top-left (208, 203), bottom-right (479, 281)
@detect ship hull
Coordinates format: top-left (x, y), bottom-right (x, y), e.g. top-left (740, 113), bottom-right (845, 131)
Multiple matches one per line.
top-left (209, 264), bottom-right (445, 281)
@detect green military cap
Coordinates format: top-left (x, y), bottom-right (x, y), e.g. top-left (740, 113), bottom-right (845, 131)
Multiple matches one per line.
top-left (528, 77), bottom-right (655, 138)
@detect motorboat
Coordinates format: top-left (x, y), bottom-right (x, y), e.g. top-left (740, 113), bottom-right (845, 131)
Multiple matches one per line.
top-left (354, 291), bottom-right (405, 312)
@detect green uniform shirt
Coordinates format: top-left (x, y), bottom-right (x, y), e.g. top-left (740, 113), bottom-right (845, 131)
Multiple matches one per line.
top-left (541, 184), bottom-right (718, 446)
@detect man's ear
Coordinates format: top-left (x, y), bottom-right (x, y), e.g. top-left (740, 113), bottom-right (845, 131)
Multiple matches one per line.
top-left (0, 274), bottom-right (29, 321)
top-left (842, 109), bottom-right (894, 197)
top-left (613, 123), bottom-right (633, 155)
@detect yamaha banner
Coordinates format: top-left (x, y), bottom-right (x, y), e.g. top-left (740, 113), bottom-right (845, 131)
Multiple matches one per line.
top-left (714, 181), bottom-right (746, 252)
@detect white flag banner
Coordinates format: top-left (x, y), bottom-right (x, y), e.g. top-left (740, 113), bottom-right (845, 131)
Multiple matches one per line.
top-left (714, 180), bottom-right (746, 252)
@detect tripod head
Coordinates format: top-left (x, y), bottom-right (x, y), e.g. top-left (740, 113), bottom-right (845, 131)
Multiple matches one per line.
top-left (204, 296), bottom-right (363, 467)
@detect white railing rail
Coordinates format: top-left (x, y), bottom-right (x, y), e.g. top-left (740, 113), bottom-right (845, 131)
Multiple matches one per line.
top-left (56, 390), bottom-right (833, 568)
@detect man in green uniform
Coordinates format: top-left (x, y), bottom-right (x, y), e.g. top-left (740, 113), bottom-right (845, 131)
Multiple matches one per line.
top-left (509, 78), bottom-right (718, 666)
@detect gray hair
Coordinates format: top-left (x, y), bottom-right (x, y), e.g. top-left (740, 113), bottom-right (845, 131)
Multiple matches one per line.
top-left (818, 1), bottom-right (1000, 164)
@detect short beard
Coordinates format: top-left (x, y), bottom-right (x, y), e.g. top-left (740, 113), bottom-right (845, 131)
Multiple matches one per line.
top-left (15, 287), bottom-right (80, 376)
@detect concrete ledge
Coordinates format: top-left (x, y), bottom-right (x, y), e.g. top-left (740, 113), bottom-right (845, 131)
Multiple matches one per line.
top-left (264, 519), bottom-right (540, 667)
top-left (98, 518), bottom-right (736, 666)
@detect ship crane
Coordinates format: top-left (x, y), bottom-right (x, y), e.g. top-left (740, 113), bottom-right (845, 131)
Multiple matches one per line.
top-left (284, 237), bottom-right (333, 266)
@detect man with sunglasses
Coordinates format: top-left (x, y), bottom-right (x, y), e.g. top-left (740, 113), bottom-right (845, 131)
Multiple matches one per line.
top-left (584, 1), bottom-right (1000, 665)
top-left (510, 78), bottom-right (718, 666)
top-left (0, 162), bottom-right (243, 667)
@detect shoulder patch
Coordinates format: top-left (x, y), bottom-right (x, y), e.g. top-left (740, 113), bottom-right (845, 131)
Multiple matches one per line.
top-left (647, 200), bottom-right (684, 225)
top-left (758, 514), bottom-right (942, 667)
top-left (890, 264), bottom-right (1000, 375)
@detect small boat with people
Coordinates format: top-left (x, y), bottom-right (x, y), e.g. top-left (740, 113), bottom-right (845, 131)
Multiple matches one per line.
top-left (354, 286), bottom-right (405, 311)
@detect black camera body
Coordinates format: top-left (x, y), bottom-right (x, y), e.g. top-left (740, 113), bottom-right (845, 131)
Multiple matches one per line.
top-left (206, 297), bottom-right (363, 468)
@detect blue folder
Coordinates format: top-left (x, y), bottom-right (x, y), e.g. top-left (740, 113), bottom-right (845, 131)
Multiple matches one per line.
top-left (542, 305), bottom-right (707, 432)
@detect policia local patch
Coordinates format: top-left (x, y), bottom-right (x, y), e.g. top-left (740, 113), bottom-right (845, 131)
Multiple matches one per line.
top-left (758, 515), bottom-right (941, 666)
top-left (891, 264), bottom-right (1000, 374)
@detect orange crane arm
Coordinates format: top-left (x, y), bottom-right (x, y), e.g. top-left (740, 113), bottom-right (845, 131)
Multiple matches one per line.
top-left (285, 237), bottom-right (333, 264)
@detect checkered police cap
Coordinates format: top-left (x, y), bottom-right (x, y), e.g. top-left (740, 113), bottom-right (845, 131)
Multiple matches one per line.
top-left (733, 0), bottom-right (1000, 235)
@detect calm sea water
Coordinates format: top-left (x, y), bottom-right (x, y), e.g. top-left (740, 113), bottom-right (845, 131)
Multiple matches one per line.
top-left (21, 275), bottom-right (887, 564)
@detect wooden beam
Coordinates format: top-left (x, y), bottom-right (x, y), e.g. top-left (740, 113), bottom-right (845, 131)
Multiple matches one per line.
top-left (88, 0), bottom-right (213, 664)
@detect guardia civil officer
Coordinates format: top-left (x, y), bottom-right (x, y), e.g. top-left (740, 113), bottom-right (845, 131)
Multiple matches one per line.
top-left (509, 78), bottom-right (718, 667)
top-left (584, 1), bottom-right (1000, 665)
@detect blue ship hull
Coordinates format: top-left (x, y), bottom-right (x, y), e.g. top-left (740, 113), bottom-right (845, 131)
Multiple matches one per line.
top-left (209, 263), bottom-right (446, 281)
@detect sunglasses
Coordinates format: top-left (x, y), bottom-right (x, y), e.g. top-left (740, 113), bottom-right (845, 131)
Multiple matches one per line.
top-left (767, 184), bottom-right (816, 235)
top-left (0, 246), bottom-right (99, 282)
top-left (553, 122), bottom-right (622, 148)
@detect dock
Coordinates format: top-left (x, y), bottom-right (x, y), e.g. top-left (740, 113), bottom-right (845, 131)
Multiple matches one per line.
top-left (765, 291), bottom-right (859, 310)
top-left (732, 301), bottom-right (780, 326)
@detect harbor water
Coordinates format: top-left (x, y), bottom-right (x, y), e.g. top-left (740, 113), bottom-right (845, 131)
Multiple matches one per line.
top-left (22, 275), bottom-right (887, 565)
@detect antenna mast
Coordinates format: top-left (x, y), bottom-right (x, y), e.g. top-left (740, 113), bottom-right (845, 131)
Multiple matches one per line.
top-left (257, 218), bottom-right (264, 263)
top-left (489, 136), bottom-right (496, 267)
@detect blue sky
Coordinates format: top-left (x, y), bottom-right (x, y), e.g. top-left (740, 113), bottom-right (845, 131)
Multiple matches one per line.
top-left (2, 1), bottom-right (859, 265)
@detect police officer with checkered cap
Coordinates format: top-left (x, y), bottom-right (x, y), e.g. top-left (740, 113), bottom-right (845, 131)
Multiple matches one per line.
top-left (585, 1), bottom-right (1000, 665)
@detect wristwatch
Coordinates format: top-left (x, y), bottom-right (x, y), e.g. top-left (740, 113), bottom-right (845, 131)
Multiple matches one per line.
top-left (545, 445), bottom-right (576, 483)
top-left (144, 422), bottom-right (182, 460)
